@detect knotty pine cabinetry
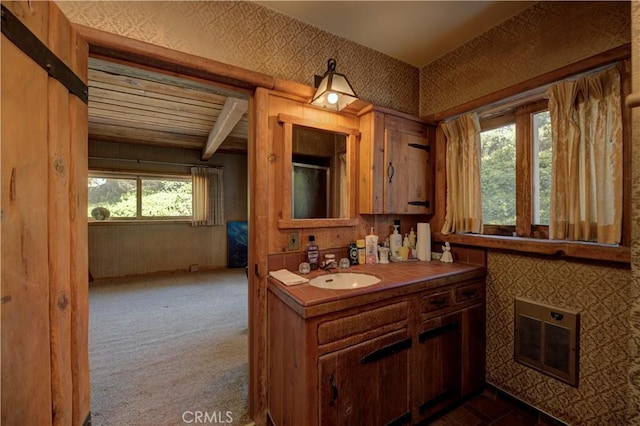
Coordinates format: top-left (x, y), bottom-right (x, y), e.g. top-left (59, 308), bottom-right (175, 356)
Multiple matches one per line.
top-left (358, 106), bottom-right (435, 215)
top-left (267, 272), bottom-right (485, 426)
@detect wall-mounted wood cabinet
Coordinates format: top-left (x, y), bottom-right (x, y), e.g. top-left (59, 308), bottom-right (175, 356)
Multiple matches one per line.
top-left (358, 107), bottom-right (435, 215)
top-left (267, 275), bottom-right (485, 425)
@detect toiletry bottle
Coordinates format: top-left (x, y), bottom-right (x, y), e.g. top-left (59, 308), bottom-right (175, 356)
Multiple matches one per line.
top-left (307, 235), bottom-right (319, 270)
top-left (408, 228), bottom-right (416, 259)
top-left (409, 227), bottom-right (416, 249)
top-left (349, 242), bottom-right (359, 265)
top-left (365, 227), bottom-right (379, 264)
top-left (390, 225), bottom-right (402, 260)
top-left (357, 239), bottom-right (366, 264)
top-left (400, 233), bottom-right (410, 260)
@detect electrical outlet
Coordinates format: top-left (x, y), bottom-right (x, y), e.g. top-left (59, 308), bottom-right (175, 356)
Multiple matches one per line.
top-left (287, 231), bottom-right (300, 251)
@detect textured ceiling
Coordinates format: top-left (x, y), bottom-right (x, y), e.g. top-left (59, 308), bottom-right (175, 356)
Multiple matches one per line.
top-left (255, 1), bottom-right (537, 67)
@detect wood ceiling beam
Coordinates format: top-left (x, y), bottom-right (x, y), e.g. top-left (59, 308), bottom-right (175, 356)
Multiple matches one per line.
top-left (202, 97), bottom-right (248, 160)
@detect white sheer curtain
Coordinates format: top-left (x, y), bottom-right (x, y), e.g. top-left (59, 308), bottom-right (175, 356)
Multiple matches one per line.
top-left (440, 113), bottom-right (483, 235)
top-left (546, 67), bottom-right (623, 244)
top-left (191, 166), bottom-right (224, 226)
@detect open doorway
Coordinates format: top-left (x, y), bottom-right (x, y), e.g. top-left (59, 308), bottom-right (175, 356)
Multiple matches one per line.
top-left (85, 56), bottom-right (251, 424)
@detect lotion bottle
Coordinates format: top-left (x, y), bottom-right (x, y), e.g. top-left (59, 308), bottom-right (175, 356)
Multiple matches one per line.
top-left (390, 225), bottom-right (402, 260)
top-left (365, 227), bottom-right (379, 264)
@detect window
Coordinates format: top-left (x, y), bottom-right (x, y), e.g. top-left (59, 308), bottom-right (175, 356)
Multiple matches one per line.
top-left (479, 101), bottom-right (551, 237)
top-left (88, 173), bottom-right (192, 220)
top-left (532, 110), bottom-right (551, 225)
top-left (480, 120), bottom-right (516, 227)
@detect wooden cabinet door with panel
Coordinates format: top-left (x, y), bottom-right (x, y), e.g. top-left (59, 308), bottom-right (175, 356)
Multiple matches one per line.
top-left (414, 313), bottom-right (462, 420)
top-left (384, 128), bottom-right (430, 214)
top-left (358, 107), bottom-right (434, 215)
top-left (319, 329), bottom-right (412, 426)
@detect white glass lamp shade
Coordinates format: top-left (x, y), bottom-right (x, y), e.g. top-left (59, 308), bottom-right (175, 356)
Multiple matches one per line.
top-left (311, 59), bottom-right (358, 111)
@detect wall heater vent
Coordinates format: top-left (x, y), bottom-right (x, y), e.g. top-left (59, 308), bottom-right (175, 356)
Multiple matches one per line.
top-left (514, 298), bottom-right (579, 387)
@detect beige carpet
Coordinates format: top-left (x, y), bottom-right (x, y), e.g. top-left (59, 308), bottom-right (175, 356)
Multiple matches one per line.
top-left (89, 269), bottom-right (250, 425)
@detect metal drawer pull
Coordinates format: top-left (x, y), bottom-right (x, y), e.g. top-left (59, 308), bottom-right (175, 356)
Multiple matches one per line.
top-left (419, 322), bottom-right (458, 342)
top-left (408, 143), bottom-right (430, 152)
top-left (361, 338), bottom-right (412, 364)
top-left (388, 162), bottom-right (395, 183)
top-left (329, 374), bottom-right (338, 406)
top-left (430, 297), bottom-right (448, 306)
top-left (408, 201), bottom-right (430, 207)
top-left (461, 289), bottom-right (477, 297)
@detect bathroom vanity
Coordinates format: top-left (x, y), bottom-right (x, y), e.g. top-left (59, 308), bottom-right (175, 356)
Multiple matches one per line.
top-left (267, 261), bottom-right (486, 426)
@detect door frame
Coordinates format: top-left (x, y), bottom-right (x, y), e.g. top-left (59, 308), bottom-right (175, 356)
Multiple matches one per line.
top-left (74, 24), bottom-right (277, 423)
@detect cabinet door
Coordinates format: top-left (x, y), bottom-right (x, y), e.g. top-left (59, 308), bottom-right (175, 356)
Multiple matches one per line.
top-left (461, 304), bottom-right (485, 396)
top-left (414, 313), bottom-right (461, 420)
top-left (384, 129), bottom-right (430, 214)
top-left (319, 330), bottom-right (412, 426)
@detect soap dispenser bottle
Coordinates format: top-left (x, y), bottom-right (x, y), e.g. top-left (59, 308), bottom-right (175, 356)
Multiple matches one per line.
top-left (365, 227), bottom-right (379, 264)
top-left (390, 224), bottom-right (402, 260)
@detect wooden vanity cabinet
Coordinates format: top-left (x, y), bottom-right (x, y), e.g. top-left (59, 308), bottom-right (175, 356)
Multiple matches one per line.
top-left (319, 329), bottom-right (411, 425)
top-left (412, 281), bottom-right (485, 423)
top-left (267, 277), bottom-right (485, 426)
top-left (358, 107), bottom-right (434, 215)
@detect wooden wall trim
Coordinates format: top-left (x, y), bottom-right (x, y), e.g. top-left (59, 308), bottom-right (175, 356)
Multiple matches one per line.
top-left (433, 232), bottom-right (631, 264)
top-left (73, 23), bottom-right (276, 92)
top-left (426, 43), bottom-right (631, 122)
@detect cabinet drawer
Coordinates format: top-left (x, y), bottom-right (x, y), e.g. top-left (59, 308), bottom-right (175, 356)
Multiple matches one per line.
top-left (317, 301), bottom-right (408, 346)
top-left (422, 290), bottom-right (453, 313)
top-left (455, 282), bottom-right (483, 304)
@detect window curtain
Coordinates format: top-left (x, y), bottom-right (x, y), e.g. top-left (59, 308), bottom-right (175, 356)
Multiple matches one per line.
top-left (546, 67), bottom-right (623, 244)
top-left (191, 166), bottom-right (224, 226)
top-left (440, 113), bottom-right (483, 235)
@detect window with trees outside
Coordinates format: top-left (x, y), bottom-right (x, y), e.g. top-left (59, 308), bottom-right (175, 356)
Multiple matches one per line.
top-left (88, 173), bottom-right (192, 221)
top-left (479, 100), bottom-right (553, 238)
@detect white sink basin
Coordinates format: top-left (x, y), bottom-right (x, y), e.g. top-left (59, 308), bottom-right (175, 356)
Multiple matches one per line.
top-left (309, 273), bottom-right (381, 290)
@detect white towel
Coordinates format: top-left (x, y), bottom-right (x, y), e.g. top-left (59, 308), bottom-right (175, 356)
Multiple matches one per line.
top-left (269, 269), bottom-right (309, 286)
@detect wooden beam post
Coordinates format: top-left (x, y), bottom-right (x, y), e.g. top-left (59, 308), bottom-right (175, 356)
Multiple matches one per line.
top-left (202, 97), bottom-right (248, 160)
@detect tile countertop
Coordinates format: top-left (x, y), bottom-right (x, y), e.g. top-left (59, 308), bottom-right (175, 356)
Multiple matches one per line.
top-left (267, 261), bottom-right (486, 318)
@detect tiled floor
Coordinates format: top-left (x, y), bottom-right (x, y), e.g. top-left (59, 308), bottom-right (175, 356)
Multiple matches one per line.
top-left (429, 388), bottom-right (566, 426)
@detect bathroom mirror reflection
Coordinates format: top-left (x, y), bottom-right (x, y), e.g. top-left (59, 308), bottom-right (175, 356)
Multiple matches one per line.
top-left (292, 125), bottom-right (347, 219)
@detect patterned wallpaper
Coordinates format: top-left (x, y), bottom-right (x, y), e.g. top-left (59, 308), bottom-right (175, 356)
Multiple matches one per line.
top-left (58, 0), bottom-right (419, 115)
top-left (58, 0), bottom-right (639, 422)
top-left (628, 2), bottom-right (640, 422)
top-left (420, 1), bottom-right (631, 117)
top-left (486, 251), bottom-right (631, 424)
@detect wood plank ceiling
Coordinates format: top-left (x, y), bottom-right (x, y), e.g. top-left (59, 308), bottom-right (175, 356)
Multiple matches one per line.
top-left (88, 58), bottom-right (249, 157)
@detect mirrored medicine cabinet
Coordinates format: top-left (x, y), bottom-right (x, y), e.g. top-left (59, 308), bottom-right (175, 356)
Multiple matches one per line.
top-left (277, 113), bottom-right (359, 229)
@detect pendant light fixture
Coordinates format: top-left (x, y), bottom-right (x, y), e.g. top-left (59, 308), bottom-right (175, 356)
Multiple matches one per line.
top-left (311, 58), bottom-right (358, 111)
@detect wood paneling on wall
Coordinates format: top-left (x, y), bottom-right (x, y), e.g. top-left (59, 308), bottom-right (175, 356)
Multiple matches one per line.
top-left (1, 1), bottom-right (90, 423)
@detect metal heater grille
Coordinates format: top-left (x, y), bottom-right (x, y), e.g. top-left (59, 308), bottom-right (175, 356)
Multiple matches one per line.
top-left (514, 298), bottom-right (579, 386)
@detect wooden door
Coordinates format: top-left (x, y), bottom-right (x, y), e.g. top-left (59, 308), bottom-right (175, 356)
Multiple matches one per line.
top-left (318, 330), bottom-right (411, 426)
top-left (414, 313), bottom-right (462, 420)
top-left (1, 1), bottom-right (89, 424)
top-left (384, 128), bottom-right (430, 214)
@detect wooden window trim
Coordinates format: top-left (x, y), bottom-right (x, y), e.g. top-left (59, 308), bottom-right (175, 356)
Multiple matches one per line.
top-left (516, 99), bottom-right (549, 238)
